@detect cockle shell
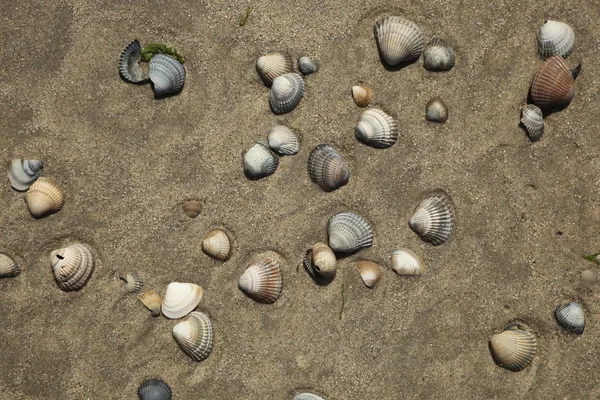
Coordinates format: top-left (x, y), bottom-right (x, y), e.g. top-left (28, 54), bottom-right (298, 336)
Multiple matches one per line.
top-left (520, 104), bottom-right (544, 142)
top-left (172, 311), bottom-right (214, 362)
top-left (162, 282), bottom-right (204, 319)
top-left (120, 272), bottom-right (143, 293)
top-left (256, 51), bottom-right (294, 86)
top-left (119, 39), bottom-right (149, 83)
top-left (489, 323), bottom-right (537, 372)
top-left (243, 142), bottom-right (279, 179)
top-left (423, 38), bottom-right (455, 71)
top-left (537, 20), bottom-right (575, 60)
top-left (555, 302), bottom-right (585, 334)
top-left (327, 212), bottom-right (374, 253)
top-left (139, 290), bottom-right (162, 317)
top-left (391, 249), bottom-right (423, 276)
top-left (298, 56), bottom-right (318, 75)
top-left (267, 125), bottom-right (300, 155)
top-left (149, 54), bottom-right (185, 96)
top-left (352, 83), bottom-right (373, 107)
top-left (182, 199), bottom-right (202, 218)
top-left (355, 108), bottom-right (398, 148)
top-left (238, 257), bottom-right (282, 304)
top-left (201, 229), bottom-right (231, 261)
top-left (530, 55), bottom-right (579, 109)
top-left (307, 144), bottom-right (350, 192)
top-left (269, 73), bottom-right (305, 114)
top-left (312, 242), bottom-right (337, 279)
top-left (374, 16), bottom-right (424, 66)
top-left (50, 243), bottom-right (94, 291)
top-left (25, 177), bottom-right (65, 218)
top-left (303, 249), bottom-right (317, 278)
top-left (294, 394), bottom-right (326, 400)
top-left (0, 253), bottom-right (20, 278)
top-left (425, 98), bottom-right (448, 123)
top-left (137, 378), bottom-right (172, 400)
top-left (7, 159), bottom-right (43, 191)
top-left (356, 261), bottom-right (382, 288)
top-left (409, 192), bottom-right (454, 246)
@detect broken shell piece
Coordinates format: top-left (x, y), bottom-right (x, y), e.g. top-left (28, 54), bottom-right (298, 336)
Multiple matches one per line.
top-left (352, 83), bottom-right (373, 107)
top-left (307, 144), bottom-right (350, 192)
top-left (520, 104), bottom-right (544, 142)
top-left (201, 229), bottom-right (231, 261)
top-left (0, 253), bottom-right (20, 278)
top-left (489, 322), bottom-right (537, 372)
top-left (172, 311), bottom-right (214, 362)
top-left (243, 142), bottom-right (279, 179)
top-left (120, 272), bottom-right (143, 293)
top-left (182, 199), bottom-right (202, 218)
top-left (425, 98), bottom-right (448, 123)
top-left (162, 282), bottom-right (204, 319)
top-left (139, 290), bottom-right (162, 317)
top-left (267, 125), bottom-right (300, 156)
top-left (298, 56), bottom-right (318, 75)
top-left (537, 20), bottom-right (575, 60)
top-left (530, 55), bottom-right (578, 110)
top-left (409, 192), bottom-right (454, 245)
top-left (256, 51), bottom-right (294, 86)
top-left (327, 211), bottom-right (373, 253)
top-left (119, 39), bottom-right (149, 83)
top-left (269, 73), bottom-right (305, 115)
top-left (25, 177), bottom-right (65, 218)
top-left (391, 249), bottom-right (423, 276)
top-left (355, 107), bottom-right (397, 148)
top-left (312, 242), bottom-right (337, 279)
top-left (50, 243), bottom-right (94, 291)
top-left (555, 302), bottom-right (585, 334)
top-left (149, 54), bottom-right (185, 96)
top-left (137, 378), bottom-right (172, 400)
top-left (294, 394), bottom-right (326, 400)
top-left (7, 159), bottom-right (43, 191)
top-left (373, 16), bottom-right (424, 66)
top-left (423, 38), bottom-right (455, 71)
top-left (356, 261), bottom-right (382, 288)
top-left (238, 257), bottom-right (282, 304)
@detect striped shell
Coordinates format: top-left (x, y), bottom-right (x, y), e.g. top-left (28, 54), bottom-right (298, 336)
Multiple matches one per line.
top-left (307, 144), bottom-right (350, 192)
top-left (537, 20), bottom-right (575, 60)
top-left (162, 282), bottom-right (204, 319)
top-left (201, 229), bottom-right (231, 261)
top-left (352, 83), bottom-right (373, 107)
top-left (0, 253), bottom-right (20, 278)
top-left (327, 212), bottom-right (373, 253)
top-left (298, 56), bottom-right (318, 75)
top-left (520, 104), bottom-right (544, 142)
top-left (269, 73), bottom-right (305, 114)
top-left (7, 159), bottom-right (43, 191)
top-left (256, 51), bottom-right (293, 86)
top-left (182, 199), bottom-right (202, 218)
top-left (119, 40), bottom-right (149, 83)
top-left (267, 125), bottom-right (300, 155)
top-left (374, 16), bottom-right (424, 66)
top-left (312, 242), bottom-right (337, 279)
top-left (530, 56), bottom-right (578, 109)
top-left (294, 394), bottom-right (326, 400)
top-left (238, 257), bottom-right (283, 304)
top-left (243, 142), bottom-right (279, 179)
top-left (172, 311), bottom-right (214, 362)
top-left (555, 302), bottom-right (585, 334)
top-left (409, 192), bottom-right (454, 246)
top-left (391, 249), bottom-right (423, 276)
top-left (50, 243), bottom-right (94, 291)
top-left (356, 261), bottom-right (382, 288)
top-left (139, 290), bottom-right (162, 317)
top-left (355, 108), bottom-right (398, 148)
top-left (25, 177), bottom-right (65, 218)
top-left (149, 54), bottom-right (185, 96)
top-left (489, 323), bottom-right (537, 372)
top-left (423, 38), bottom-right (455, 71)
top-left (137, 378), bottom-right (172, 400)
top-left (425, 98), bottom-right (448, 123)
top-left (120, 272), bottom-right (143, 293)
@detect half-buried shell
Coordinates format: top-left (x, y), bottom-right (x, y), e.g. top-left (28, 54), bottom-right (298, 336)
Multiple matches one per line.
top-left (425, 98), bottom-right (448, 123)
top-left (149, 54), bottom-right (185, 96)
top-left (269, 73), bottom-right (305, 115)
top-left (298, 56), bottom-right (318, 75)
top-left (294, 394), bottom-right (326, 400)
top-left (489, 322), bottom-right (537, 372)
top-left (120, 272), bottom-right (143, 293)
top-left (256, 51), bottom-right (294, 87)
top-left (520, 104), bottom-right (544, 142)
top-left (0, 253), bottom-right (20, 278)
top-left (243, 142), bottom-right (279, 179)
top-left (172, 311), bottom-right (214, 362)
top-left (25, 177), bottom-right (65, 218)
top-left (555, 302), bottom-right (585, 334)
top-left (423, 38), bottom-right (455, 71)
top-left (537, 20), bottom-right (575, 60)
top-left (391, 249), bottom-right (423, 276)
top-left (267, 125), bottom-right (300, 155)
top-left (201, 229), bottom-right (231, 261)
top-left (137, 378), bottom-right (172, 400)
top-left (182, 199), bottom-right (202, 218)
top-left (7, 159), bottom-right (43, 191)
top-left (530, 55), bottom-right (579, 110)
top-left (307, 144), bottom-right (350, 192)
top-left (162, 282), bottom-right (203, 319)
top-left (238, 257), bottom-right (282, 304)
top-left (373, 16), bottom-right (424, 66)
top-left (139, 290), bottom-right (162, 317)
top-left (50, 243), bottom-right (94, 291)
top-left (327, 211), bottom-right (373, 253)
top-left (355, 108), bottom-right (397, 148)
top-left (409, 192), bottom-right (454, 246)
top-left (119, 39), bottom-right (149, 83)
top-left (352, 82), bottom-right (373, 107)
top-left (356, 261), bottom-right (382, 288)
top-left (312, 242), bottom-right (337, 279)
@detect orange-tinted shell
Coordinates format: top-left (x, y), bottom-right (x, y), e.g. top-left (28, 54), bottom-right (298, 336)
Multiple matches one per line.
top-left (530, 56), bottom-right (575, 109)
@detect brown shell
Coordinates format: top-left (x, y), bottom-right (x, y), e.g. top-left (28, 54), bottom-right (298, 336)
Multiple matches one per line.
top-left (489, 323), bottom-right (537, 372)
top-left (139, 290), bottom-right (162, 317)
top-left (25, 177), bottom-right (65, 218)
top-left (201, 229), bottom-right (231, 261)
top-left (530, 56), bottom-right (576, 109)
top-left (356, 261), bottom-right (382, 288)
top-left (182, 199), bottom-right (202, 218)
top-left (0, 253), bottom-right (20, 278)
top-left (312, 242), bottom-right (337, 278)
top-left (238, 258), bottom-right (282, 304)
top-left (352, 83), bottom-right (373, 107)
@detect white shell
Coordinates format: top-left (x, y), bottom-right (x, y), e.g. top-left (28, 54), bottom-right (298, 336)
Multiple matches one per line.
top-left (356, 261), bottom-right (382, 288)
top-left (267, 125), bottom-right (300, 155)
top-left (0, 253), bottom-right (20, 278)
top-left (50, 243), bottom-right (94, 291)
top-left (201, 229), bottom-right (231, 261)
top-left (423, 38), bottom-right (455, 71)
top-left (294, 394), bottom-right (326, 400)
top-left (7, 159), bottom-right (43, 191)
top-left (307, 144), bottom-right (350, 192)
top-left (409, 192), bottom-right (454, 246)
top-left (425, 98), bottom-right (448, 123)
top-left (139, 290), bottom-right (162, 317)
top-left (119, 39), bottom-right (149, 83)
top-left (172, 311), bottom-right (214, 362)
top-left (555, 302), bottom-right (585, 334)
top-left (119, 272), bottom-right (143, 293)
top-left (520, 104), bottom-right (544, 142)
top-left (312, 242), bottom-right (337, 279)
top-left (298, 56), bottom-right (318, 75)
top-left (355, 108), bottom-right (398, 148)
top-left (374, 16), bottom-right (424, 66)
top-left (391, 249), bottom-right (423, 276)
top-left (269, 73), bottom-right (305, 115)
top-left (25, 177), bottom-right (65, 218)
top-left (537, 20), bottom-right (575, 60)
top-left (162, 282), bottom-right (204, 319)
top-left (327, 212), bottom-right (373, 253)
top-left (238, 258), bottom-right (283, 304)
top-left (489, 323), bottom-right (537, 372)
top-left (149, 54), bottom-right (185, 96)
top-left (243, 142), bottom-right (279, 179)
top-left (256, 51), bottom-right (293, 86)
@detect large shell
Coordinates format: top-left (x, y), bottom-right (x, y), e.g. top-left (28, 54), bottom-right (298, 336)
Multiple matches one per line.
top-left (391, 249), bottom-right (423, 276)
top-left (120, 272), bottom-right (143, 293)
top-left (0, 253), bottom-right (20, 278)
top-left (352, 83), bottom-right (373, 107)
top-left (243, 142), bottom-right (279, 179)
top-left (489, 323), bottom-right (537, 372)
top-left (238, 257), bottom-right (282, 304)
top-left (530, 55), bottom-right (578, 109)
top-left (25, 177), bottom-right (65, 218)
top-left (201, 229), bottom-right (231, 261)
top-left (269, 73), bottom-right (305, 115)
top-left (520, 104), bottom-right (544, 142)
top-left (537, 20), bottom-right (575, 60)
top-left (409, 192), bottom-right (454, 246)
top-left (555, 302), bottom-right (585, 334)
top-left (267, 125), bottom-right (300, 155)
top-left (119, 39), bottom-right (149, 83)
top-left (294, 394), bottom-right (326, 400)
top-left (356, 261), bottom-right (382, 288)
top-left (307, 144), bottom-right (350, 192)
top-left (423, 38), bottom-right (455, 71)
top-left (162, 282), bottom-right (204, 319)
top-left (256, 51), bottom-right (294, 86)
top-left (327, 212), bottom-right (374, 253)
top-left (50, 243), bottom-right (94, 291)
top-left (7, 159), bottom-right (43, 191)
top-left (355, 108), bottom-right (398, 148)
top-left (172, 311), bottom-right (214, 362)
top-left (425, 98), bottom-right (448, 123)
top-left (149, 54), bottom-right (185, 96)
top-left (137, 378), bottom-right (172, 400)
top-left (298, 56), bottom-right (318, 75)
top-left (373, 16), bottom-right (424, 66)
top-left (312, 243), bottom-right (337, 279)
top-left (139, 290), bottom-right (162, 317)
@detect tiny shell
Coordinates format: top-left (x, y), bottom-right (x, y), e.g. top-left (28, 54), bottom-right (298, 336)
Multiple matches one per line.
top-left (312, 242), bottom-right (337, 279)
top-left (149, 54), bottom-right (185, 96)
top-left (120, 272), bottom-right (143, 293)
top-left (182, 199), bottom-right (202, 218)
top-left (137, 378), bottom-right (172, 400)
top-left (307, 144), bottom-right (350, 192)
top-left (537, 20), bottom-right (575, 60)
top-left (172, 311), bottom-right (214, 362)
top-left (391, 249), bottom-right (423, 276)
top-left (0, 253), bottom-right (20, 278)
top-left (409, 192), bottom-right (454, 246)
top-left (489, 323), bottom-right (537, 372)
top-left (25, 177), bottom-right (65, 218)
top-left (201, 229), bottom-right (231, 261)
top-left (327, 211), bottom-right (373, 253)
top-left (267, 125), bottom-right (300, 155)
top-left (119, 39), bottom-right (149, 83)
top-left (581, 269), bottom-right (598, 285)
top-left (298, 56), bottom-right (318, 75)
top-left (243, 142), bottom-right (279, 179)
top-left (238, 257), bottom-right (282, 304)
top-left (425, 98), bottom-right (448, 123)
top-left (374, 16), bottom-right (425, 66)
top-left (423, 38), bottom-right (455, 71)
top-left (139, 290), bottom-right (162, 317)
top-left (50, 243), bottom-right (94, 291)
top-left (269, 73), bottom-right (305, 115)
top-left (351, 83), bottom-right (373, 107)
top-left (530, 55), bottom-right (578, 109)
top-left (7, 159), bottom-right (43, 191)
top-left (520, 104), bottom-right (544, 142)
top-left (256, 51), bottom-right (294, 86)
top-left (355, 108), bottom-right (397, 148)
top-left (162, 282), bottom-right (204, 319)
top-left (356, 261), bottom-right (382, 288)
top-left (555, 302), bottom-right (585, 334)
top-left (294, 394), bottom-right (326, 400)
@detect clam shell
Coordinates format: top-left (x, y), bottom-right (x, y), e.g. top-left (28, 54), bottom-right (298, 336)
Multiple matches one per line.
top-left (137, 378), bottom-right (172, 400)
top-left (327, 212), bottom-right (373, 253)
top-left (409, 192), bottom-right (454, 246)
top-left (555, 302), bottom-right (585, 334)
top-left (149, 54), bottom-right (185, 96)
top-left (201, 229), bottom-right (231, 261)
top-left (537, 20), bottom-right (575, 60)
top-left (25, 177), bottom-right (65, 218)
top-left (243, 142), bottom-right (279, 179)
top-left (119, 39), bottom-right (149, 83)
top-left (162, 282), bottom-right (204, 319)
top-left (139, 290), bottom-right (162, 317)
top-left (120, 272), bottom-right (143, 293)
top-left (294, 394), bottom-right (326, 400)
top-left (269, 73), bottom-right (305, 115)
top-left (374, 16), bottom-right (424, 66)
top-left (307, 144), bottom-right (350, 192)
top-left (0, 253), bottom-right (20, 278)
top-left (423, 38), bottom-right (455, 71)
top-left (356, 261), bottom-right (382, 288)
top-left (256, 51), bottom-right (294, 86)
top-left (352, 83), bottom-right (373, 107)
top-left (267, 125), bottom-right (300, 155)
top-left (7, 159), bottom-right (43, 191)
top-left (182, 199), bottom-right (202, 218)
top-left (489, 323), bottom-right (537, 372)
top-left (298, 56), bottom-right (319, 75)
top-left (520, 104), bottom-right (544, 142)
top-left (355, 108), bottom-right (398, 148)
top-left (238, 257), bottom-right (282, 304)
top-left (312, 242), bottom-right (337, 279)
top-left (391, 249), bottom-right (423, 276)
top-left (172, 311), bottom-right (214, 362)
top-left (50, 243), bottom-right (94, 291)
top-left (425, 98), bottom-right (448, 123)
top-left (530, 55), bottom-right (577, 109)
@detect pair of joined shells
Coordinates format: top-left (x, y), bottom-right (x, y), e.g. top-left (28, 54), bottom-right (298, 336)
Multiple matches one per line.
top-left (120, 272), bottom-right (143, 293)
top-left (520, 104), bottom-right (544, 142)
top-left (489, 322), bottom-right (537, 372)
top-left (149, 54), bottom-right (186, 96)
top-left (0, 253), bottom-right (20, 278)
top-left (267, 125), bottom-right (300, 156)
top-left (119, 40), bottom-right (149, 83)
top-left (423, 38), bottom-right (455, 71)
top-left (355, 108), bottom-right (398, 149)
top-left (298, 56), bottom-right (318, 75)
top-left (374, 16), bottom-right (424, 66)
top-left (308, 144), bottom-right (350, 192)
top-left (25, 177), bottom-right (65, 218)
top-left (530, 55), bottom-right (580, 110)
top-left (201, 229), bottom-right (231, 261)
top-left (243, 142), bottom-right (279, 179)
top-left (139, 290), bottom-right (162, 317)
top-left (426, 98), bottom-right (448, 123)
top-left (352, 83), bottom-right (373, 108)
top-left (172, 311), bottom-right (214, 362)
top-left (409, 192), bottom-right (454, 246)
top-left (328, 212), bottom-right (373, 253)
top-left (256, 51), bottom-right (294, 87)
top-left (50, 243), bottom-right (94, 291)
top-left (537, 20), bottom-right (575, 60)
top-left (238, 257), bottom-right (283, 304)
top-left (304, 243), bottom-right (337, 279)
top-left (7, 159), bottom-right (43, 191)
top-left (356, 261), bottom-right (382, 288)
top-left (270, 73), bottom-right (305, 114)
top-left (162, 282), bottom-right (204, 319)
top-left (555, 302), bottom-right (585, 334)
top-left (137, 378), bottom-right (172, 400)
top-left (391, 249), bottom-right (423, 276)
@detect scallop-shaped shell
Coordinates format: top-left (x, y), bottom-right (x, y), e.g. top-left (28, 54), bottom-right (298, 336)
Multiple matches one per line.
top-left (373, 16), bottom-right (425, 66)
top-left (520, 104), bottom-right (544, 142)
top-left (139, 290), bottom-right (162, 317)
top-left (537, 20), bottom-right (575, 60)
top-left (352, 83), bottom-right (373, 108)
top-left (294, 394), bottom-right (326, 400)
top-left (137, 378), bottom-right (172, 400)
top-left (409, 193), bottom-right (454, 246)
top-left (149, 54), bottom-right (185, 96)
top-left (356, 261), bottom-right (382, 288)
top-left (312, 242), bottom-right (337, 279)
top-left (120, 272), bottom-right (143, 293)
top-left (182, 199), bottom-right (202, 218)
top-left (172, 311), bottom-right (214, 362)
top-left (25, 177), bottom-right (65, 218)
top-left (307, 144), bottom-right (350, 192)
top-left (119, 40), bottom-right (149, 83)
top-left (423, 38), bottom-right (455, 71)
top-left (269, 73), bottom-right (305, 115)
top-left (238, 257), bottom-right (282, 304)
top-left (327, 212), bottom-right (374, 253)
top-left (489, 324), bottom-right (537, 372)
top-left (256, 51), bottom-right (294, 86)
top-left (243, 142), bottom-right (279, 179)
top-left (267, 125), bottom-right (300, 156)
top-left (162, 282), bottom-right (204, 319)
top-left (298, 56), bottom-right (319, 75)
top-left (530, 56), bottom-right (577, 109)
top-left (391, 249), bottom-right (423, 276)
top-left (0, 253), bottom-right (20, 278)
top-left (50, 243), bottom-right (94, 291)
top-left (425, 98), bottom-right (448, 123)
top-left (7, 159), bottom-right (43, 191)
top-left (355, 108), bottom-right (398, 148)
top-left (201, 229), bottom-right (231, 261)
top-left (555, 302), bottom-right (585, 334)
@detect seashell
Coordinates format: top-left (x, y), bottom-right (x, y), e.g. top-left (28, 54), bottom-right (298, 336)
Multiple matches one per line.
top-left (267, 125), bottom-right (300, 155)
top-left (119, 272), bottom-right (143, 293)
top-left (182, 199), bottom-right (202, 218)
top-left (489, 323), bottom-right (537, 372)
top-left (373, 16), bottom-right (425, 66)
top-left (537, 20), bottom-right (575, 60)
top-left (327, 212), bottom-right (373, 253)
top-left (391, 249), bottom-right (423, 276)
top-left (24, 177), bottom-right (65, 218)
top-left (351, 82), bottom-right (373, 108)
top-left (303, 249), bottom-right (317, 278)
top-left (409, 192), bottom-right (454, 246)
top-left (172, 311), bottom-right (214, 362)
top-left (238, 257), bottom-right (282, 304)
top-left (356, 261), bottom-right (382, 288)
top-left (119, 39), bottom-right (149, 83)
top-left (530, 55), bottom-right (579, 110)
top-left (355, 108), bottom-right (398, 148)
top-left (307, 144), bottom-right (350, 192)
top-left (0, 253), bottom-right (20, 278)
top-left (139, 290), bottom-right (162, 317)
top-left (162, 282), bottom-right (204, 319)
top-left (137, 378), bottom-right (172, 400)
top-left (555, 302), bottom-right (585, 334)
top-left (201, 229), bottom-right (231, 261)
top-left (425, 98), bottom-right (448, 123)
top-left (256, 51), bottom-right (294, 86)
top-left (7, 159), bottom-right (43, 191)
top-left (50, 243), bottom-right (94, 291)
top-left (298, 56), bottom-right (318, 75)
top-left (149, 54), bottom-right (185, 96)
top-left (581, 269), bottom-right (598, 285)
top-left (312, 242), bottom-right (337, 279)
top-left (269, 73), bottom-right (305, 115)
top-left (423, 38), bottom-right (455, 71)
top-left (243, 142), bottom-right (279, 179)
top-left (520, 104), bottom-right (544, 142)
top-left (294, 394), bottom-right (326, 400)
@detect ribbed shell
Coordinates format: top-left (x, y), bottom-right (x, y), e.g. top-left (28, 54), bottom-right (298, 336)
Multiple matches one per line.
top-left (294, 394), bottom-right (326, 400)
top-left (520, 104), bottom-right (544, 142)
top-left (307, 144), bottom-right (350, 192)
top-left (50, 243), bottom-right (94, 291)
top-left (7, 159), bottom-right (43, 191)
top-left (137, 378), bottom-right (172, 400)
top-left (256, 51), bottom-right (294, 86)
top-left (119, 40), bottom-right (149, 83)
top-left (0, 253), bottom-right (20, 278)
top-left (298, 56), bottom-right (318, 75)
top-left (172, 311), bottom-right (214, 362)
top-left (201, 229), bottom-right (231, 261)
top-left (267, 125), bottom-right (300, 155)
top-left (555, 302), bottom-right (585, 334)
top-left (303, 249), bottom-right (317, 278)
top-left (490, 326), bottom-right (537, 372)
top-left (391, 249), bottom-right (423, 276)
top-left (120, 272), bottom-right (143, 293)
top-left (423, 38), bottom-right (455, 71)
top-left (182, 199), bottom-right (202, 218)
top-left (25, 177), bottom-right (65, 218)
top-left (537, 20), bottom-right (575, 60)
top-left (149, 54), bottom-right (185, 96)
top-left (162, 282), bottom-right (204, 319)
top-left (312, 242), bottom-right (337, 278)
top-left (356, 261), bottom-right (382, 288)
top-left (530, 56), bottom-right (576, 109)
top-left (238, 258), bottom-right (283, 304)
top-left (269, 73), bottom-right (305, 114)
top-left (139, 290), bottom-right (162, 317)
top-left (327, 212), bottom-right (374, 253)
top-left (425, 98), bottom-right (448, 123)
top-left (352, 83), bottom-right (373, 107)
top-left (243, 142), bottom-right (279, 179)
top-left (409, 193), bottom-right (454, 246)
top-left (374, 16), bottom-right (424, 66)
top-left (355, 108), bottom-right (398, 148)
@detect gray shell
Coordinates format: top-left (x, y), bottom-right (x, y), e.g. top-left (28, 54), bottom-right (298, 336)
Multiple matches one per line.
top-left (327, 212), bottom-right (374, 253)
top-left (298, 56), bottom-right (318, 75)
top-left (7, 159), bottom-right (43, 191)
top-left (294, 394), bottom-right (326, 400)
top-left (520, 104), bottom-right (544, 142)
top-left (267, 125), bottom-right (300, 155)
top-left (243, 142), bottom-right (279, 179)
top-left (0, 253), bottom-right (20, 278)
top-left (373, 16), bottom-right (424, 66)
top-left (149, 54), bottom-right (185, 96)
top-left (137, 379), bottom-right (172, 400)
top-left (409, 193), bottom-right (454, 245)
top-left (303, 249), bottom-right (317, 278)
top-left (555, 302), bottom-right (585, 334)
top-left (269, 73), bottom-right (305, 114)
top-left (172, 311), bottom-right (214, 361)
top-left (537, 20), bottom-right (575, 60)
top-left (119, 40), bottom-right (149, 83)
top-left (256, 51), bottom-right (294, 86)
top-left (355, 108), bottom-right (398, 148)
top-left (425, 98), bottom-right (448, 123)
top-left (119, 272), bottom-right (143, 293)
top-left (307, 144), bottom-right (350, 192)
top-left (423, 38), bottom-right (455, 71)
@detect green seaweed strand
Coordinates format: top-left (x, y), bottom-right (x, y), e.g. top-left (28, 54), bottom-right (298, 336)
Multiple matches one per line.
top-left (141, 43), bottom-right (185, 64)
top-left (239, 6), bottom-right (254, 27)
top-left (583, 252), bottom-right (600, 264)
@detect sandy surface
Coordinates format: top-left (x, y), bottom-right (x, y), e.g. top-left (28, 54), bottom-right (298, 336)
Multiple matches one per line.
top-left (2, 0), bottom-right (600, 399)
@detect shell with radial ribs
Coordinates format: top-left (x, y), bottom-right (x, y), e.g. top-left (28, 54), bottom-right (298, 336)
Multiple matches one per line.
top-left (327, 211), bottom-right (373, 253)
top-left (256, 51), bottom-right (294, 86)
top-left (520, 104), bottom-right (544, 142)
top-left (409, 192), bottom-right (454, 245)
top-left (423, 38), bottom-right (455, 71)
top-left (530, 55), bottom-right (579, 110)
top-left (303, 249), bottom-right (317, 278)
top-left (139, 290), bottom-right (162, 317)
top-left (352, 82), bottom-right (373, 107)
top-left (356, 261), bottom-right (382, 288)
top-left (426, 98), bottom-right (448, 123)
top-left (50, 243), bottom-right (94, 291)
top-left (269, 73), bottom-right (305, 114)
top-left (137, 378), bottom-right (172, 400)
top-left (489, 322), bottom-right (537, 372)
top-left (391, 249), bottom-right (423, 276)
top-left (119, 272), bottom-right (143, 293)
top-left (7, 159), bottom-right (43, 191)
top-left (355, 108), bottom-right (397, 148)
top-left (312, 242), bottom-right (337, 279)
top-left (267, 125), bottom-right (300, 155)
top-left (298, 56), bottom-right (318, 75)
top-left (243, 142), bottom-right (279, 179)
top-left (119, 40), bottom-right (149, 83)
top-left (182, 199), bottom-right (202, 218)
top-left (201, 229), bottom-right (231, 261)
top-left (149, 54), bottom-right (185, 96)
top-left (25, 177), bottom-right (65, 218)
top-left (238, 257), bottom-right (282, 304)
top-left (172, 311), bottom-right (214, 362)
top-left (373, 16), bottom-right (424, 66)
top-left (0, 253), bottom-right (20, 278)
top-left (307, 144), bottom-right (350, 192)
top-left (537, 20), bottom-right (575, 60)
top-left (555, 302), bottom-right (585, 334)
top-left (161, 282), bottom-right (204, 319)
